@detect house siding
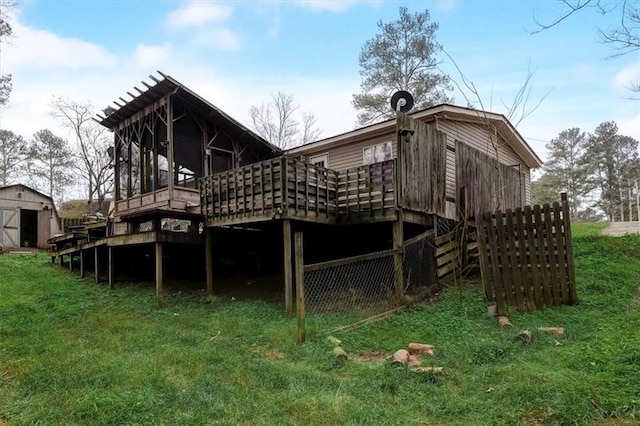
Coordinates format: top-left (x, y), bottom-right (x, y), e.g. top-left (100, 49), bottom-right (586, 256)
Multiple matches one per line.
top-left (292, 116), bottom-right (533, 208)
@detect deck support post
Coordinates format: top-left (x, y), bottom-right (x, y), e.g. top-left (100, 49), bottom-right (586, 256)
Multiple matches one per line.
top-left (155, 242), bottom-right (163, 309)
top-left (108, 246), bottom-right (113, 289)
top-left (294, 232), bottom-right (305, 344)
top-left (59, 253), bottom-right (63, 267)
top-left (80, 250), bottom-right (85, 278)
top-left (283, 219), bottom-right (293, 317)
top-left (69, 254), bottom-right (73, 272)
top-left (392, 217), bottom-right (404, 298)
top-left (205, 228), bottom-right (214, 295)
top-left (94, 247), bottom-right (100, 283)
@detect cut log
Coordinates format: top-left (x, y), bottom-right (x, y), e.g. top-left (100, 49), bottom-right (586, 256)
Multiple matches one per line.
top-left (496, 316), bottom-right (512, 328)
top-left (408, 343), bottom-right (435, 356)
top-left (537, 327), bottom-right (565, 334)
top-left (408, 355), bottom-right (421, 366)
top-left (333, 346), bottom-right (348, 361)
top-left (392, 349), bottom-right (410, 365)
top-left (411, 366), bottom-right (444, 373)
top-left (517, 329), bottom-right (532, 345)
top-left (327, 335), bottom-right (342, 346)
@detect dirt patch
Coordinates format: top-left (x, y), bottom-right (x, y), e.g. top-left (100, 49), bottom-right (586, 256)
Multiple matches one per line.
top-left (353, 351), bottom-right (389, 363)
top-left (264, 349), bottom-right (286, 361)
top-left (250, 345), bottom-right (286, 361)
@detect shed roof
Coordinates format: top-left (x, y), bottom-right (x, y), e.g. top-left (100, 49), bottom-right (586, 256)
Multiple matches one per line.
top-left (287, 104), bottom-right (543, 169)
top-left (96, 71), bottom-right (280, 154)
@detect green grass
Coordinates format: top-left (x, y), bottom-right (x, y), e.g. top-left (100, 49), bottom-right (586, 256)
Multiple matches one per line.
top-left (572, 221), bottom-right (609, 237)
top-left (1, 231), bottom-right (640, 425)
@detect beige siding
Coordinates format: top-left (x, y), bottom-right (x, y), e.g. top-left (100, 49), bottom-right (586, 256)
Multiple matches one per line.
top-left (293, 118), bottom-right (533, 210)
top-left (298, 132), bottom-right (396, 171)
top-left (446, 148), bottom-right (456, 200)
top-left (524, 172), bottom-right (532, 205)
top-left (436, 120), bottom-right (522, 166)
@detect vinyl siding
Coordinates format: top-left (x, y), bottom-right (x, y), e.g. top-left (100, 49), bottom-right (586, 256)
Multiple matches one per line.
top-left (292, 118), bottom-right (533, 207)
top-left (297, 132), bottom-right (396, 171)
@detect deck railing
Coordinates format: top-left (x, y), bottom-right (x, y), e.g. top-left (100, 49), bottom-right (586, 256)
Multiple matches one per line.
top-left (199, 156), bottom-right (396, 224)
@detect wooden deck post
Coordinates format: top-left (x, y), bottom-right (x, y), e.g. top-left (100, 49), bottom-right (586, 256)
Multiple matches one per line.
top-left (108, 246), bottom-right (113, 289)
top-left (80, 250), bottom-right (85, 278)
top-left (205, 228), bottom-right (214, 295)
top-left (294, 232), bottom-right (305, 344)
top-left (392, 218), bottom-right (404, 297)
top-left (69, 254), bottom-right (73, 272)
top-left (94, 247), bottom-right (100, 284)
top-left (283, 219), bottom-right (293, 317)
top-left (155, 242), bottom-right (163, 309)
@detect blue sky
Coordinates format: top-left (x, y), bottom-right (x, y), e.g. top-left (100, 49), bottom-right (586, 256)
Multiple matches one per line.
top-left (1, 0), bottom-right (638, 164)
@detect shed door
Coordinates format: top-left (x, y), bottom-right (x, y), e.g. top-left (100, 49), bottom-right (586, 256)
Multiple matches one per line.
top-left (1, 208), bottom-right (19, 248)
top-left (37, 210), bottom-right (51, 249)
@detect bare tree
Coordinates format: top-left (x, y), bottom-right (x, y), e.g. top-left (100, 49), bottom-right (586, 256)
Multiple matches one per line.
top-left (248, 92), bottom-right (322, 149)
top-left (50, 97), bottom-right (113, 209)
top-left (532, 1), bottom-right (640, 94)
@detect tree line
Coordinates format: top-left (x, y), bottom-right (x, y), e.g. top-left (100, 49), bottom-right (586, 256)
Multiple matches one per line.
top-left (533, 122), bottom-right (640, 222)
top-left (0, 98), bottom-right (113, 208)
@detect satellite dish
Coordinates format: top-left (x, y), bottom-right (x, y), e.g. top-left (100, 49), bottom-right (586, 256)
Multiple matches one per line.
top-left (390, 91), bottom-right (414, 113)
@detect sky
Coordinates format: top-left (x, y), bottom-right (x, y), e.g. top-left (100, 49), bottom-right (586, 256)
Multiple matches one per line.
top-left (1, 0), bottom-right (639, 166)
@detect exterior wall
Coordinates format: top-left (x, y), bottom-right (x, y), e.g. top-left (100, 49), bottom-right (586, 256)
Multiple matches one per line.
top-left (293, 118), bottom-right (533, 207)
top-left (0, 185), bottom-right (60, 248)
top-left (436, 120), bottom-right (532, 206)
top-left (299, 132), bottom-right (397, 172)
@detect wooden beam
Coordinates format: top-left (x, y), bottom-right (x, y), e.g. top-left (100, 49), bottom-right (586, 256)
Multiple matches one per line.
top-left (283, 219), bottom-right (293, 317)
top-left (94, 247), bottom-right (100, 283)
top-left (205, 228), bottom-right (214, 295)
top-left (108, 246), bottom-right (114, 290)
top-left (294, 232), bottom-right (305, 344)
top-left (69, 254), bottom-right (73, 272)
top-left (167, 94), bottom-right (174, 197)
top-left (392, 218), bottom-right (404, 298)
top-left (155, 242), bottom-right (163, 309)
top-left (80, 250), bottom-right (85, 278)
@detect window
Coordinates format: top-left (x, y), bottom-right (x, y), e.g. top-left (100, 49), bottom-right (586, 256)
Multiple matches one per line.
top-left (309, 154), bottom-right (328, 168)
top-left (363, 141), bottom-right (393, 165)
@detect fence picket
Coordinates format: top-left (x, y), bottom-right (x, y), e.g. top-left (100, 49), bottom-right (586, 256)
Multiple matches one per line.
top-left (477, 195), bottom-right (576, 314)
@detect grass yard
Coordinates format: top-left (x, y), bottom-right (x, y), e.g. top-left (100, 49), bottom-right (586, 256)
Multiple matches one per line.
top-left (1, 223), bottom-right (640, 425)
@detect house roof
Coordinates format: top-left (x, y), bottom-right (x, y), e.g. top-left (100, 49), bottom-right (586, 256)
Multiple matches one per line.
top-left (96, 71), bottom-right (281, 154)
top-left (0, 183), bottom-right (60, 218)
top-left (287, 104), bottom-right (543, 169)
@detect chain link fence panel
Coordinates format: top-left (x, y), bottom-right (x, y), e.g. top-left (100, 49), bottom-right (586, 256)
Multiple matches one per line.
top-left (302, 231), bottom-right (439, 335)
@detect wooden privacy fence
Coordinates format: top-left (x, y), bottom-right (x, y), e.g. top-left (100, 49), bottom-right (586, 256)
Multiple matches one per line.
top-left (475, 194), bottom-right (576, 315)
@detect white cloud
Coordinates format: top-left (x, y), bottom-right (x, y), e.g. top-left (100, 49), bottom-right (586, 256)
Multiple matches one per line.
top-left (132, 43), bottom-right (172, 68)
top-left (294, 1), bottom-right (375, 13)
top-left (613, 60), bottom-right (640, 91)
top-left (189, 27), bottom-right (241, 51)
top-left (166, 1), bottom-right (233, 31)
top-left (4, 22), bottom-right (116, 70)
top-left (617, 112), bottom-right (640, 141)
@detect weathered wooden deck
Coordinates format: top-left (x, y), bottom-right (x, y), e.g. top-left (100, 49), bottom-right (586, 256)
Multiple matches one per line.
top-left (199, 156), bottom-right (397, 227)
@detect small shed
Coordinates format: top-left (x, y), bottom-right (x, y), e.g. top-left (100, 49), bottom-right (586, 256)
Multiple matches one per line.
top-left (0, 184), bottom-right (61, 250)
